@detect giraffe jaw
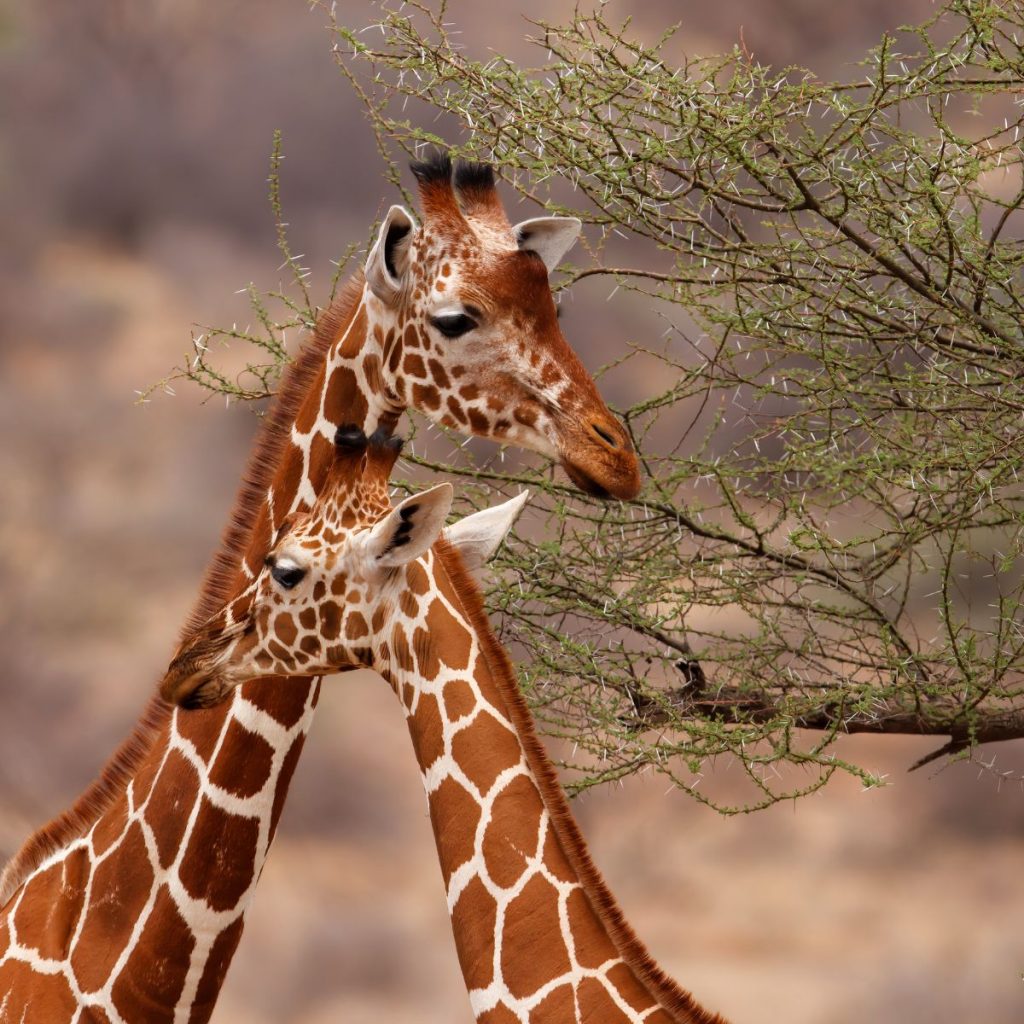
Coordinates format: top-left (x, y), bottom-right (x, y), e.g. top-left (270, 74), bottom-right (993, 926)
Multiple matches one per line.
top-left (558, 434), bottom-right (642, 501)
top-left (178, 673), bottom-right (236, 710)
top-left (161, 657), bottom-right (237, 710)
top-left (561, 461), bottom-right (614, 499)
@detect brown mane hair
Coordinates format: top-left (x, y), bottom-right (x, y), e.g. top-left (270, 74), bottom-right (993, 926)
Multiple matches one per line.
top-left (0, 277), bottom-right (367, 910)
top-left (433, 538), bottom-right (729, 1024)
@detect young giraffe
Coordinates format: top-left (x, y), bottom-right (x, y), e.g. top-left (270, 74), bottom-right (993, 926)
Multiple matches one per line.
top-left (0, 154), bottom-right (641, 1023)
top-left (164, 431), bottom-right (727, 1024)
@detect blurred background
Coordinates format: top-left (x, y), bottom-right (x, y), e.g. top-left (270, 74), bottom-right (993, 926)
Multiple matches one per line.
top-left (0, 1), bottom-right (1020, 1021)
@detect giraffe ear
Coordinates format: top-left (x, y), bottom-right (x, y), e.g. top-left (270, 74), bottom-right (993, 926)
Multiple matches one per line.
top-left (366, 205), bottom-right (418, 305)
top-left (445, 491), bottom-right (529, 571)
top-left (512, 216), bottom-right (581, 273)
top-left (365, 483), bottom-right (453, 569)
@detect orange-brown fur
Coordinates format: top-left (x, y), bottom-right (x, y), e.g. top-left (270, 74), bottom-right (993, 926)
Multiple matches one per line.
top-left (433, 539), bottom-right (729, 1024)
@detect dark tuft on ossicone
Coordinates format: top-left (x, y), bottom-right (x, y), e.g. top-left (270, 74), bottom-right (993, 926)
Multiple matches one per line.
top-left (334, 424), bottom-right (368, 450)
top-left (410, 149), bottom-right (453, 188)
top-left (453, 159), bottom-right (495, 196)
top-left (369, 425), bottom-right (404, 455)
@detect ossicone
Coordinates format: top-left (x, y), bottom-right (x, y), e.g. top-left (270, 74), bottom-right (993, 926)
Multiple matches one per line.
top-left (334, 424), bottom-right (369, 450)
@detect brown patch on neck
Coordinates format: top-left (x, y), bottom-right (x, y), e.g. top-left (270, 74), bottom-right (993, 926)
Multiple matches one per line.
top-left (431, 540), bottom-right (729, 1024)
top-left (0, 277), bottom-right (368, 910)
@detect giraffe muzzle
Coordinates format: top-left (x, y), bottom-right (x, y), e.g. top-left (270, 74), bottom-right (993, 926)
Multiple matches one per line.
top-left (558, 415), bottom-right (641, 500)
top-left (160, 622), bottom-right (243, 709)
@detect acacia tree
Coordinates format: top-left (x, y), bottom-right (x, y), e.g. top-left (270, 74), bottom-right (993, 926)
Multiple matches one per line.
top-left (157, 0), bottom-right (1024, 810)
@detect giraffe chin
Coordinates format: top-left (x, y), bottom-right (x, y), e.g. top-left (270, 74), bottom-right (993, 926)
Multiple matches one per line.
top-left (561, 458), bottom-right (640, 501)
top-left (160, 665), bottom-right (233, 711)
top-left (181, 677), bottom-right (234, 711)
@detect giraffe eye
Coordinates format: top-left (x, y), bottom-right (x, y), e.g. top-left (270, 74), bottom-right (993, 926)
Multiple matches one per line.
top-left (430, 312), bottom-right (477, 339)
top-left (268, 557), bottom-right (306, 590)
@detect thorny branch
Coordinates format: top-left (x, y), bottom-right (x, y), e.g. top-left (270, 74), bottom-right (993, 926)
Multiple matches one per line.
top-left (169, 1), bottom-right (1024, 811)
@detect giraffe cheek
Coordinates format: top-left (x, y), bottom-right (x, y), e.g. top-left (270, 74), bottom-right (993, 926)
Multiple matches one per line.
top-left (325, 644), bottom-right (350, 668)
top-left (254, 650), bottom-right (276, 673)
top-left (345, 611), bottom-right (370, 641)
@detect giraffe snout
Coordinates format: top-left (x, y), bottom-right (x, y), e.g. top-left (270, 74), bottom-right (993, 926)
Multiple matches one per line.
top-left (589, 416), bottom-right (627, 452)
top-left (559, 413), bottom-right (641, 500)
top-left (160, 620), bottom-right (241, 708)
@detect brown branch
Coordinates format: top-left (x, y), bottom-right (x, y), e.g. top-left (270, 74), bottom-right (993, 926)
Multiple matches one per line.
top-left (626, 666), bottom-right (1024, 770)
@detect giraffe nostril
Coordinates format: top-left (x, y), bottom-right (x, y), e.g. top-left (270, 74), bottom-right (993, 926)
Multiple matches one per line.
top-left (591, 422), bottom-right (619, 449)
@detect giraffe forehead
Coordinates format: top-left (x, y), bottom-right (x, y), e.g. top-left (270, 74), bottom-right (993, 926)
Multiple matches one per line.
top-left (411, 221), bottom-right (517, 284)
top-left (286, 510), bottom-right (365, 549)
top-left (305, 460), bottom-right (395, 529)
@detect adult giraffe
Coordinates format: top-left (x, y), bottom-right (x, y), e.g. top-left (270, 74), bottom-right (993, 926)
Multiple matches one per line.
top-left (0, 154), bottom-right (641, 1023)
top-left (163, 428), bottom-right (726, 1024)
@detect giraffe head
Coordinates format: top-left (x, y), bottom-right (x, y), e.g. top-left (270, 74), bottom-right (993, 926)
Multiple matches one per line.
top-left (162, 428), bottom-right (525, 708)
top-left (364, 151), bottom-right (641, 500)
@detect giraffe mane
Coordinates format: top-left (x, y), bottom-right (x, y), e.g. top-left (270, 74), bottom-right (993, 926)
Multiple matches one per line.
top-left (433, 538), bottom-right (729, 1024)
top-left (185, 273), bottom-right (365, 632)
top-left (0, 276), bottom-right (367, 910)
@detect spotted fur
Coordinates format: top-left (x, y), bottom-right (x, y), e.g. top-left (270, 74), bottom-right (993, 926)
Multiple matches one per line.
top-left (167, 443), bottom-right (727, 1024)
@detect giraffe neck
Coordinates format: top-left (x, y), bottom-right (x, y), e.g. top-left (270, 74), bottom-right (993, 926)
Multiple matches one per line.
top-left (0, 279), bottom-right (404, 1023)
top-left (380, 545), bottom-right (726, 1024)
top-left (0, 683), bottom-right (320, 1024)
